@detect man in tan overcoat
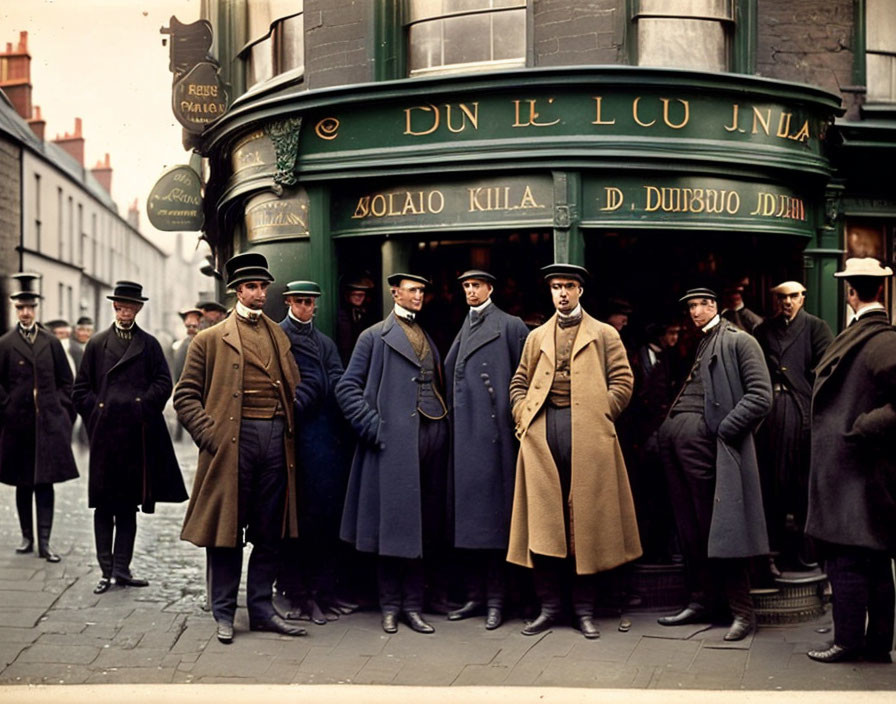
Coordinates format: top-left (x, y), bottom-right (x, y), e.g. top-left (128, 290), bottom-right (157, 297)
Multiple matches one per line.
top-left (508, 263), bottom-right (641, 639)
top-left (175, 252), bottom-right (305, 644)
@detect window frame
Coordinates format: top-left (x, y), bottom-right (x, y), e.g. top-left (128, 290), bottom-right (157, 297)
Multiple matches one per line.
top-left (237, 2), bottom-right (305, 97)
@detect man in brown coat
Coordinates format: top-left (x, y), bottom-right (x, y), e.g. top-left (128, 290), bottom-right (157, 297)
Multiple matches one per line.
top-left (174, 253), bottom-right (305, 644)
top-left (508, 263), bottom-right (641, 638)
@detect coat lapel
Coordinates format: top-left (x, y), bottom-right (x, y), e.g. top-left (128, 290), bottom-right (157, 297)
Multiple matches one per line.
top-left (220, 313), bottom-right (242, 356)
top-left (461, 312), bottom-right (501, 361)
top-left (571, 313), bottom-right (600, 359)
top-left (10, 328), bottom-right (35, 362)
top-left (109, 327), bottom-right (146, 374)
top-left (778, 310), bottom-right (806, 355)
top-left (539, 314), bottom-right (557, 367)
top-left (382, 313), bottom-right (420, 367)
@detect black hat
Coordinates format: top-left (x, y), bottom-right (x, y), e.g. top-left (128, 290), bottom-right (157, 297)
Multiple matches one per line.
top-left (607, 297), bottom-right (633, 316)
top-left (678, 287), bottom-right (718, 304)
top-left (225, 252), bottom-right (275, 289)
top-left (196, 300), bottom-right (227, 314)
top-left (107, 280), bottom-right (148, 303)
top-left (457, 269), bottom-right (496, 284)
top-left (343, 277), bottom-right (374, 291)
top-left (541, 263), bottom-right (589, 284)
top-left (9, 273), bottom-right (42, 301)
top-left (45, 319), bottom-right (70, 330)
top-left (386, 273), bottom-right (431, 288)
top-left (76, 316), bottom-right (94, 327)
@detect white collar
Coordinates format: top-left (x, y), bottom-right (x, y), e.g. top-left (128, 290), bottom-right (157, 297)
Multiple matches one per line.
top-left (288, 309), bottom-right (313, 326)
top-left (469, 298), bottom-right (492, 314)
top-left (114, 321), bottom-right (135, 331)
top-left (236, 300), bottom-right (262, 320)
top-left (557, 304), bottom-right (583, 319)
top-left (394, 303), bottom-right (416, 321)
top-left (852, 302), bottom-right (886, 321)
top-left (701, 315), bottom-right (721, 333)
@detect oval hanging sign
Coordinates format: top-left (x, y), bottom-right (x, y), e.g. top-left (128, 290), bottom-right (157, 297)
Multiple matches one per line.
top-left (147, 165), bottom-right (204, 231)
top-left (172, 61), bottom-right (229, 132)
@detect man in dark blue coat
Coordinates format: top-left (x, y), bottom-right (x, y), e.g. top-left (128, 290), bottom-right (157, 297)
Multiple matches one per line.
top-left (73, 281), bottom-right (187, 595)
top-left (337, 273), bottom-right (449, 635)
top-left (443, 270), bottom-right (528, 630)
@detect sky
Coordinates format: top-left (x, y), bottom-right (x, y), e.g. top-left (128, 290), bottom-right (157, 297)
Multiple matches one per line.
top-left (2, 0), bottom-right (202, 255)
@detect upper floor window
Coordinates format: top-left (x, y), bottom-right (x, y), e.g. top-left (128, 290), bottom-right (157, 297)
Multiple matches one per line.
top-left (634, 0), bottom-right (734, 73)
top-left (407, 0), bottom-right (526, 77)
top-left (866, 0), bottom-right (896, 102)
top-left (241, 0), bottom-right (304, 92)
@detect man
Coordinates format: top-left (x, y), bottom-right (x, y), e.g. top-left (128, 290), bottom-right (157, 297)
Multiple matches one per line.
top-left (443, 270), bottom-right (529, 630)
top-left (805, 257), bottom-right (896, 663)
top-left (73, 281), bottom-right (187, 594)
top-left (0, 273), bottom-right (79, 561)
top-left (753, 281), bottom-right (833, 575)
top-left (175, 253), bottom-right (305, 644)
top-left (507, 263), bottom-right (641, 639)
top-left (277, 280), bottom-right (352, 622)
top-left (656, 287), bottom-right (772, 641)
top-left (337, 272), bottom-right (449, 635)
top-left (69, 316), bottom-right (94, 372)
top-left (604, 297), bottom-right (633, 333)
top-left (335, 278), bottom-right (377, 364)
top-left (171, 307), bottom-right (203, 383)
top-left (197, 300), bottom-right (227, 330)
top-left (720, 278), bottom-right (763, 334)
top-left (45, 320), bottom-right (76, 376)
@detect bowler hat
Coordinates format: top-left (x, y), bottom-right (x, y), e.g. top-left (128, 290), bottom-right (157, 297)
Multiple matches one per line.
top-left (457, 269), bottom-right (496, 284)
top-left (770, 281), bottom-right (806, 295)
top-left (678, 287), bottom-right (718, 304)
top-left (76, 316), bottom-right (94, 327)
top-left (107, 280), bottom-right (148, 303)
top-left (45, 319), bottom-right (70, 330)
top-left (343, 277), bottom-right (374, 291)
top-left (387, 273), bottom-right (431, 288)
top-left (833, 257), bottom-right (894, 278)
top-left (541, 263), bottom-right (589, 284)
top-left (607, 297), bottom-right (633, 315)
top-left (179, 307), bottom-right (204, 319)
top-left (283, 280), bottom-right (322, 297)
top-left (196, 300), bottom-right (227, 314)
top-left (224, 252), bottom-right (275, 289)
top-left (9, 273), bottom-right (42, 301)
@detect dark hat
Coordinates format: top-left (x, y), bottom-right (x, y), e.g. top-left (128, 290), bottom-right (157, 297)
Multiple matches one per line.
top-left (76, 316), bottom-right (94, 327)
top-left (607, 297), bottom-right (633, 316)
top-left (179, 307), bottom-right (204, 319)
top-left (541, 263), bottom-right (589, 284)
top-left (343, 277), bottom-right (374, 291)
top-left (196, 300), bottom-right (227, 314)
top-left (457, 269), bottom-right (496, 284)
top-left (107, 280), bottom-right (148, 303)
top-left (224, 252), bottom-right (275, 289)
top-left (45, 319), bottom-right (70, 330)
top-left (9, 273), bottom-right (42, 301)
top-left (283, 280), bottom-right (322, 297)
top-left (387, 273), bottom-right (431, 288)
top-left (678, 287), bottom-right (718, 304)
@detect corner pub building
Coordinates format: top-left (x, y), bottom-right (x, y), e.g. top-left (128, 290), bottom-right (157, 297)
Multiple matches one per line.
top-left (175, 0), bottom-right (895, 606)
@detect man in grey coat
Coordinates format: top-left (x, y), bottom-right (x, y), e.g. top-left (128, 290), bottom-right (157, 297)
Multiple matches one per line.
top-left (657, 287), bottom-right (772, 641)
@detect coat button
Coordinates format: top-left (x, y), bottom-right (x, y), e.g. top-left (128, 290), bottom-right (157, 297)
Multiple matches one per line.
top-left (232, 437), bottom-right (237, 443)
top-left (274, 380), bottom-right (280, 385)
top-left (233, 363), bottom-right (239, 369)
top-left (98, 402), bottom-right (104, 408)
top-left (135, 397), bottom-right (141, 402)
top-left (233, 392), bottom-right (239, 397)
top-left (229, 416), bottom-right (234, 421)
top-left (18, 360), bottom-right (24, 365)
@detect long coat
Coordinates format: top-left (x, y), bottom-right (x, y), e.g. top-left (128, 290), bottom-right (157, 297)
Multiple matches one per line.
top-left (336, 312), bottom-right (444, 559)
top-left (175, 313), bottom-right (301, 548)
top-left (692, 320), bottom-right (772, 558)
top-left (0, 328), bottom-right (79, 487)
top-left (73, 325), bottom-right (186, 512)
top-left (806, 310), bottom-right (896, 552)
top-left (506, 312), bottom-right (642, 575)
top-left (444, 302), bottom-right (529, 550)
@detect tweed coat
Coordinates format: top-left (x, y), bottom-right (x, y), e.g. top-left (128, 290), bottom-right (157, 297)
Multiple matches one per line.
top-left (444, 302), bottom-right (529, 550)
top-left (806, 310), bottom-right (896, 552)
top-left (73, 325), bottom-right (186, 511)
top-left (175, 313), bottom-right (301, 547)
top-left (0, 327), bottom-right (78, 487)
top-left (506, 311), bottom-right (642, 575)
top-left (336, 312), bottom-right (445, 559)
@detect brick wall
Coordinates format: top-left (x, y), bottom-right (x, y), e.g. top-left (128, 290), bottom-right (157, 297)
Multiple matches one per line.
top-left (533, 0), bottom-right (623, 67)
top-left (0, 136), bottom-right (21, 331)
top-left (304, 0), bottom-right (373, 90)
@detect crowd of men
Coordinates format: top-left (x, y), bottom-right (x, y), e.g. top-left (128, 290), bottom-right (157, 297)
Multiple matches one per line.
top-left (0, 253), bottom-right (893, 665)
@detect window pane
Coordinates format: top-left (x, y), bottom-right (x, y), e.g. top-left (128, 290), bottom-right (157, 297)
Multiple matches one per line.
top-left (409, 21), bottom-right (444, 71)
top-left (867, 0), bottom-right (896, 52)
top-left (867, 54), bottom-right (896, 102)
top-left (443, 15), bottom-right (492, 66)
top-left (638, 18), bottom-right (727, 72)
top-left (247, 0), bottom-right (275, 45)
top-left (639, 0), bottom-right (732, 21)
top-left (277, 14), bottom-right (304, 73)
top-left (492, 9), bottom-right (526, 61)
top-left (248, 39), bottom-right (275, 88)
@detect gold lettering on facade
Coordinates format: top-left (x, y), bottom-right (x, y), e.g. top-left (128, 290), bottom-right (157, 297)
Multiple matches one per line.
top-left (645, 186), bottom-right (739, 215)
top-left (512, 98), bottom-right (561, 127)
top-left (790, 120), bottom-right (810, 142)
top-left (445, 103), bottom-right (480, 133)
top-left (776, 112), bottom-right (793, 138)
top-left (591, 97), bottom-right (616, 125)
top-left (752, 107), bottom-right (771, 136)
top-left (186, 84), bottom-right (219, 97)
top-left (632, 97), bottom-right (656, 127)
top-left (404, 104), bottom-right (440, 136)
top-left (314, 117), bottom-right (340, 140)
top-left (600, 187), bottom-right (624, 211)
top-left (661, 98), bottom-right (690, 129)
top-left (352, 190), bottom-right (445, 219)
top-left (724, 104), bottom-right (743, 132)
top-left (725, 104), bottom-right (811, 142)
top-left (749, 192), bottom-right (806, 220)
top-left (468, 185), bottom-right (544, 211)
top-left (404, 103), bottom-right (480, 135)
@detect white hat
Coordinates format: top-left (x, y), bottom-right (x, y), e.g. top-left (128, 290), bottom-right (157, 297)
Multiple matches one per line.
top-left (834, 257), bottom-right (894, 278)
top-left (770, 281), bottom-right (806, 295)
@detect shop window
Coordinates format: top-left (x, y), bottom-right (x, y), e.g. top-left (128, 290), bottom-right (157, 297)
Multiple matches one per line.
top-left (866, 0), bottom-right (896, 102)
top-left (241, 0), bottom-right (304, 92)
top-left (633, 0), bottom-right (734, 73)
top-left (407, 0), bottom-right (526, 77)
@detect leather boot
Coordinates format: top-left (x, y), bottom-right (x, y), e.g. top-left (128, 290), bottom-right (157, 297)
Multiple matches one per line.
top-left (15, 487), bottom-right (34, 553)
top-left (35, 487), bottom-right (60, 563)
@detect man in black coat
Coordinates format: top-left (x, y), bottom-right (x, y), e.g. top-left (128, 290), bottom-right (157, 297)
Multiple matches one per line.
top-left (753, 281), bottom-right (833, 575)
top-left (0, 273), bottom-right (79, 561)
top-left (443, 270), bottom-right (529, 630)
top-left (337, 273), bottom-right (449, 635)
top-left (73, 281), bottom-right (188, 595)
top-left (335, 278), bottom-right (377, 365)
top-left (805, 258), bottom-right (896, 664)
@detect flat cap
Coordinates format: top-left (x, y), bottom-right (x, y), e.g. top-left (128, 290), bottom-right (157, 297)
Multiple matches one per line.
top-left (179, 307), bottom-right (204, 319)
top-left (283, 280), bottom-right (322, 297)
top-left (770, 281), bottom-right (806, 295)
top-left (678, 287), bottom-right (718, 304)
top-left (387, 273), bottom-right (431, 288)
top-left (457, 269), bottom-right (496, 283)
top-left (541, 263), bottom-right (589, 284)
top-left (196, 301), bottom-right (227, 313)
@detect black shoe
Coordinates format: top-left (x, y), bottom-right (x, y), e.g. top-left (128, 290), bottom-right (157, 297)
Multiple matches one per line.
top-left (114, 574), bottom-right (149, 587)
top-left (330, 597), bottom-right (359, 615)
top-left (724, 616), bottom-right (756, 641)
top-left (657, 604), bottom-right (708, 626)
top-left (447, 600), bottom-right (483, 621)
top-left (15, 537), bottom-right (34, 554)
top-left (807, 644), bottom-right (862, 663)
top-left (382, 611), bottom-right (398, 634)
top-left (38, 542), bottom-right (60, 562)
top-left (404, 610), bottom-right (435, 634)
top-left (521, 612), bottom-right (556, 636)
top-left (216, 621), bottom-right (234, 644)
top-left (93, 577), bottom-right (111, 594)
top-left (250, 614), bottom-right (307, 636)
top-left (485, 607), bottom-right (503, 630)
top-left (863, 649), bottom-right (893, 664)
top-left (578, 616), bottom-right (600, 639)
top-left (768, 557), bottom-right (782, 579)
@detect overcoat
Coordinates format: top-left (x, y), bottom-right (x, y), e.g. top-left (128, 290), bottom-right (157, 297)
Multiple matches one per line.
top-left (336, 312), bottom-right (444, 559)
top-left (806, 310), bottom-right (896, 552)
top-left (506, 312), bottom-right (642, 574)
top-left (691, 320), bottom-right (772, 558)
top-left (175, 313), bottom-right (301, 547)
top-left (73, 325), bottom-right (186, 512)
top-left (0, 327), bottom-right (79, 487)
top-left (444, 302), bottom-right (529, 549)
